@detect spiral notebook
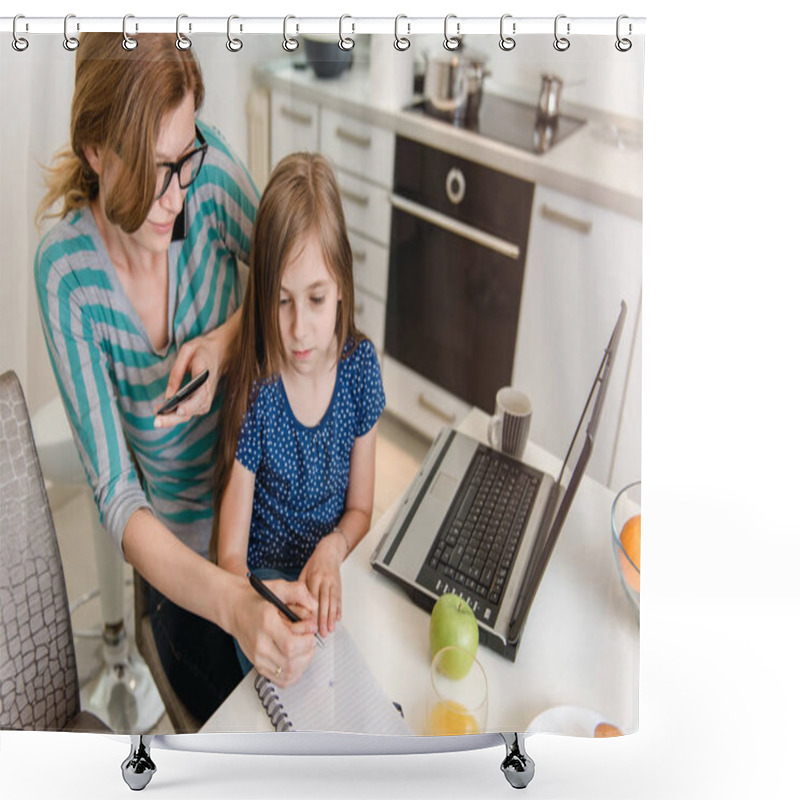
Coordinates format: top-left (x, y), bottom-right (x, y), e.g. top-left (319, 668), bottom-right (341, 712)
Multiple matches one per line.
top-left (253, 624), bottom-right (410, 734)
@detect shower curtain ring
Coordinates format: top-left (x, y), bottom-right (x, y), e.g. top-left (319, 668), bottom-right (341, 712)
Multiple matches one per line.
top-left (122, 14), bottom-right (138, 50)
top-left (176, 14), bottom-right (192, 50)
top-left (63, 14), bottom-right (80, 51)
top-left (615, 15), bottom-right (632, 52)
top-left (226, 15), bottom-right (243, 52)
top-left (499, 14), bottom-right (516, 51)
top-left (394, 15), bottom-right (411, 51)
top-left (553, 14), bottom-right (570, 51)
top-left (444, 14), bottom-right (461, 51)
top-left (282, 15), bottom-right (299, 51)
top-left (339, 15), bottom-right (355, 51)
top-left (12, 14), bottom-right (29, 52)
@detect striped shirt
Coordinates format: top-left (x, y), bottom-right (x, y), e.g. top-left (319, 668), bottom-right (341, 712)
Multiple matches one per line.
top-left (34, 121), bottom-right (259, 557)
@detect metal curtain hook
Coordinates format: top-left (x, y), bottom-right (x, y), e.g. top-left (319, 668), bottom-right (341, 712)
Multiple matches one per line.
top-left (176, 14), bottom-right (192, 50)
top-left (553, 14), bottom-right (570, 51)
top-left (226, 15), bottom-right (243, 52)
top-left (282, 15), bottom-right (299, 52)
top-left (394, 15), bottom-right (411, 51)
top-left (615, 15), bottom-right (632, 52)
top-left (444, 14), bottom-right (461, 51)
top-left (63, 14), bottom-right (80, 51)
top-left (12, 14), bottom-right (29, 51)
top-left (339, 15), bottom-right (355, 51)
top-left (499, 14), bottom-right (516, 51)
top-left (122, 14), bottom-right (138, 51)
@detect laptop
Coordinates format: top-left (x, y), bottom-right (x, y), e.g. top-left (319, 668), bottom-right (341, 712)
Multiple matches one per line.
top-left (371, 301), bottom-right (627, 661)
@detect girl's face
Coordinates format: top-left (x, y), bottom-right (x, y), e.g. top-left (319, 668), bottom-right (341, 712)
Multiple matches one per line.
top-left (278, 234), bottom-right (342, 377)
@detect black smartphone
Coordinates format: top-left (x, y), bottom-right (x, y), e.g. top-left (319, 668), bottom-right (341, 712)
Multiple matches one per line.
top-left (156, 369), bottom-right (210, 416)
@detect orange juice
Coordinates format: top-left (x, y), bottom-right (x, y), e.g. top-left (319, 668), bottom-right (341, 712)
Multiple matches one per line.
top-left (427, 700), bottom-right (480, 736)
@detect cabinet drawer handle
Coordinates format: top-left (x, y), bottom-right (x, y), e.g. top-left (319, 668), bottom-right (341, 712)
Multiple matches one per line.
top-left (352, 249), bottom-right (367, 262)
top-left (417, 393), bottom-right (457, 424)
top-left (341, 188), bottom-right (369, 207)
top-left (280, 106), bottom-right (313, 126)
top-left (540, 204), bottom-right (593, 235)
top-left (336, 126), bottom-right (372, 149)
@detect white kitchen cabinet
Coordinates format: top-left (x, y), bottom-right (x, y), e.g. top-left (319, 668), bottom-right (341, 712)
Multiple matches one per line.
top-left (382, 355), bottom-right (471, 441)
top-left (320, 107), bottom-right (395, 189)
top-left (513, 184), bottom-right (642, 487)
top-left (350, 232), bottom-right (389, 302)
top-left (336, 171), bottom-right (392, 247)
top-left (354, 287), bottom-right (386, 353)
top-left (269, 90), bottom-right (320, 171)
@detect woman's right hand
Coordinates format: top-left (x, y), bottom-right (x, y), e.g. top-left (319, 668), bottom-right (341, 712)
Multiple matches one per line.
top-left (233, 578), bottom-right (319, 687)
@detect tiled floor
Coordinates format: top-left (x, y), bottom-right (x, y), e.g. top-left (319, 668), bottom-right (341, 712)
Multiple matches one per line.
top-left (48, 411), bottom-right (430, 735)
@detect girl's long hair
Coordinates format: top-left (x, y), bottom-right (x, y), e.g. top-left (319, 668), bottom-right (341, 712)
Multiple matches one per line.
top-left (210, 152), bottom-right (363, 562)
top-left (36, 33), bottom-right (204, 232)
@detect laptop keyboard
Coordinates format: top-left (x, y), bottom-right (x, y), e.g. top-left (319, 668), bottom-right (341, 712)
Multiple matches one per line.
top-left (416, 446), bottom-right (540, 627)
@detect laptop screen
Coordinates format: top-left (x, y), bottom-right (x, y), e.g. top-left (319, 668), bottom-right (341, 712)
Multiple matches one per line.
top-left (507, 301), bottom-right (627, 642)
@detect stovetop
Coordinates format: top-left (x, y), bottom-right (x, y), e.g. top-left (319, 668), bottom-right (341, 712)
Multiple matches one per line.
top-left (405, 93), bottom-right (585, 156)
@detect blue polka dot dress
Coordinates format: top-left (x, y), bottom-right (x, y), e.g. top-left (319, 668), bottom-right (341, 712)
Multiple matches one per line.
top-left (235, 338), bottom-right (385, 572)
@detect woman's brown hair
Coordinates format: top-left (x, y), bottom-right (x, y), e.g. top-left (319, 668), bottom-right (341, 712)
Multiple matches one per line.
top-left (36, 33), bottom-right (204, 233)
top-left (210, 152), bottom-right (363, 562)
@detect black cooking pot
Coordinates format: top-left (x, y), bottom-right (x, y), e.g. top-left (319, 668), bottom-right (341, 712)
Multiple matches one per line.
top-left (303, 35), bottom-right (353, 79)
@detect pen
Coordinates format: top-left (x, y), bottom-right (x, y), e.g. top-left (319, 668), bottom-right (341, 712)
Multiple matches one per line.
top-left (248, 572), bottom-right (325, 649)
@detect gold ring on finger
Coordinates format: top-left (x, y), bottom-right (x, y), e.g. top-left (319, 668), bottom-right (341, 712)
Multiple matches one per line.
top-left (274, 664), bottom-right (282, 678)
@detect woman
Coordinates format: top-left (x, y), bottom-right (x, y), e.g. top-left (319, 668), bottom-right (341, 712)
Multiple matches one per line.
top-left (34, 33), bottom-right (317, 725)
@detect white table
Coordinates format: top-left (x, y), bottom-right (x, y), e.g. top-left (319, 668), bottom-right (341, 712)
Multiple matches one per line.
top-left (202, 409), bottom-right (639, 737)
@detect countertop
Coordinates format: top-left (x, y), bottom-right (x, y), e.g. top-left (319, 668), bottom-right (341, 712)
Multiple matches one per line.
top-left (254, 63), bottom-right (643, 220)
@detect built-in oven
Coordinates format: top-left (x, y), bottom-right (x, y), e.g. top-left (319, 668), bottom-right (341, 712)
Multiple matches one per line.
top-left (385, 136), bottom-right (535, 415)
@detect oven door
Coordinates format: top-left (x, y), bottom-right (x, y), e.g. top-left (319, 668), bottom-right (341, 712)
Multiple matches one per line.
top-left (385, 195), bottom-right (526, 413)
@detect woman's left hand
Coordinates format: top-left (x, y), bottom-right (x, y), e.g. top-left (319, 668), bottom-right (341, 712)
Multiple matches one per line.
top-left (298, 532), bottom-right (348, 637)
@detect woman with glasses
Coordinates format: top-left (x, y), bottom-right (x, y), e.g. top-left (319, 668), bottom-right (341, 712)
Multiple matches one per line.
top-left (34, 33), bottom-right (318, 725)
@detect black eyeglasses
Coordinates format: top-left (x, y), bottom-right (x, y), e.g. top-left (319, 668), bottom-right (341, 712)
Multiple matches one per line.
top-left (154, 125), bottom-right (208, 200)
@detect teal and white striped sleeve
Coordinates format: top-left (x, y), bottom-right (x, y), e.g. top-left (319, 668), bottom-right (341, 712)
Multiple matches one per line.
top-left (34, 227), bottom-right (152, 556)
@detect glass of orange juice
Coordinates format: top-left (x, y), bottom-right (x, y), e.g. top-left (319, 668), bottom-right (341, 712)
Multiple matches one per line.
top-left (426, 646), bottom-right (488, 735)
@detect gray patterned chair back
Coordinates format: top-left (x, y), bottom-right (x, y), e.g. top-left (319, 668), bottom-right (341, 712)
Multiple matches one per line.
top-left (0, 370), bottom-right (81, 730)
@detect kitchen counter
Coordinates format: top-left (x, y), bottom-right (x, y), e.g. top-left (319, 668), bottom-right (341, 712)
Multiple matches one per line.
top-left (253, 63), bottom-right (643, 220)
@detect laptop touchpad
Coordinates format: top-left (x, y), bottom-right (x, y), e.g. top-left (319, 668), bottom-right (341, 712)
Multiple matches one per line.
top-left (431, 472), bottom-right (459, 505)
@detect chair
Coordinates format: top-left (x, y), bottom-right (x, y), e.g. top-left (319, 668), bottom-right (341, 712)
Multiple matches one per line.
top-left (133, 571), bottom-right (201, 732)
top-left (0, 370), bottom-right (110, 733)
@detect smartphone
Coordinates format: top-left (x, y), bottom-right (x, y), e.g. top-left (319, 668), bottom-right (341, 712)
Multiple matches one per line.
top-left (156, 369), bottom-right (210, 416)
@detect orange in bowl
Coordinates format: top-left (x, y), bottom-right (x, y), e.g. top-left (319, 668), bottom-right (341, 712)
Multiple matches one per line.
top-left (611, 481), bottom-right (641, 611)
top-left (619, 514), bottom-right (641, 593)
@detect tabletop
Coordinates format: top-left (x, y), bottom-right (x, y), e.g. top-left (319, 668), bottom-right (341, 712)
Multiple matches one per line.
top-left (202, 408), bottom-right (639, 737)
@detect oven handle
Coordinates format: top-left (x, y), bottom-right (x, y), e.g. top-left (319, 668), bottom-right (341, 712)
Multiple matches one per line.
top-left (390, 194), bottom-right (521, 261)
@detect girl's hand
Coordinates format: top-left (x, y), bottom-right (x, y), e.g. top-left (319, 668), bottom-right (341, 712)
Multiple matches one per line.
top-left (233, 578), bottom-right (318, 687)
top-left (298, 532), bottom-right (348, 638)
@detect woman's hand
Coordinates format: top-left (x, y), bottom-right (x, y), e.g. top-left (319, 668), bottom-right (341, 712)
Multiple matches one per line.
top-left (155, 308), bottom-right (241, 428)
top-left (233, 578), bottom-right (319, 687)
top-left (298, 532), bottom-right (348, 638)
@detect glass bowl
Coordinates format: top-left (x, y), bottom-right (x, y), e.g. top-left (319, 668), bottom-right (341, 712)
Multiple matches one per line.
top-left (611, 480), bottom-right (641, 613)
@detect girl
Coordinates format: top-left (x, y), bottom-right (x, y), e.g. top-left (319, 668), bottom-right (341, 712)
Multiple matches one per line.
top-left (213, 153), bottom-right (385, 672)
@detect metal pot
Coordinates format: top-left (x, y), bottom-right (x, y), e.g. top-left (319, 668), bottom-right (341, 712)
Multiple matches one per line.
top-left (423, 49), bottom-right (489, 125)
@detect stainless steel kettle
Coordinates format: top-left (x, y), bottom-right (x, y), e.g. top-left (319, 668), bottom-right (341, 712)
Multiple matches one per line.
top-left (537, 74), bottom-right (564, 121)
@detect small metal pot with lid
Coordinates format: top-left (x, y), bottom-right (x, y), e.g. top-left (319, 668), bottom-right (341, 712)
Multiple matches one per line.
top-left (423, 47), bottom-right (490, 125)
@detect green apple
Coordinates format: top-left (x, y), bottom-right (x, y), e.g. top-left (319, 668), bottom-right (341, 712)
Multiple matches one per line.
top-left (429, 593), bottom-right (479, 679)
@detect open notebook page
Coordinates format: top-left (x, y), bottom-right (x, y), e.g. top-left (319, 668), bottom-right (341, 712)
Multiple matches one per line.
top-left (254, 623), bottom-right (410, 735)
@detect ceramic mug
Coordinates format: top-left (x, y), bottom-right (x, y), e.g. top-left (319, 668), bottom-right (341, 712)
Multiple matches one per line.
top-left (487, 387), bottom-right (532, 459)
